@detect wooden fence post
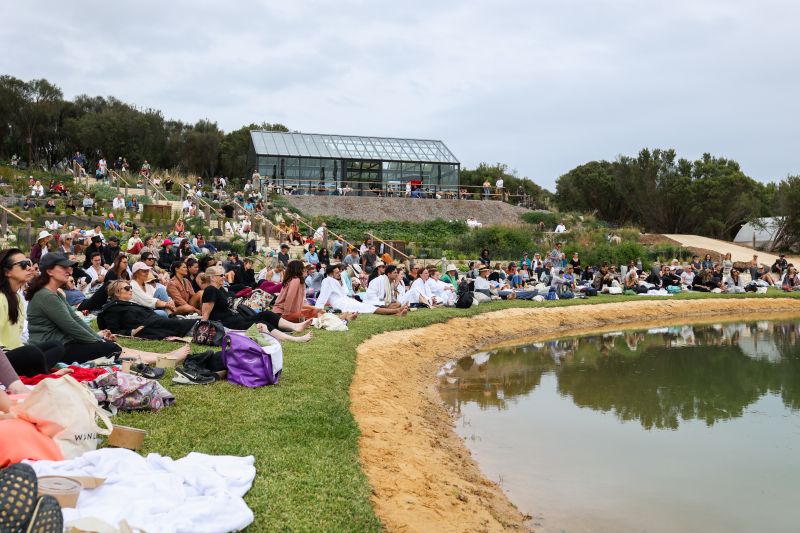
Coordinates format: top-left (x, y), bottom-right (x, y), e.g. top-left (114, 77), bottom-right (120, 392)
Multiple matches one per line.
top-left (25, 220), bottom-right (31, 250)
top-left (1, 210), bottom-right (7, 237)
top-left (322, 227), bottom-right (329, 251)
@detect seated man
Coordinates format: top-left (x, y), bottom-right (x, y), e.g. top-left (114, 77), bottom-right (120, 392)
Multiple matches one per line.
top-left (315, 264), bottom-right (407, 315)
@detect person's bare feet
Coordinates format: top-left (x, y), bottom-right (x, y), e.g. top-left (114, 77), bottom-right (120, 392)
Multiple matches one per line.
top-left (166, 344), bottom-right (190, 361)
top-left (398, 307), bottom-right (408, 317)
top-left (54, 367), bottom-right (74, 376)
top-left (132, 326), bottom-right (145, 337)
top-left (291, 332), bottom-right (313, 342)
top-left (296, 319), bottom-right (313, 332)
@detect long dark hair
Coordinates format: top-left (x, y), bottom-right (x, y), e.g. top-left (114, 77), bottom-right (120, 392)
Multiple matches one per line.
top-left (113, 254), bottom-right (130, 280)
top-left (283, 260), bottom-right (305, 287)
top-left (25, 268), bottom-right (53, 302)
top-left (0, 248), bottom-right (24, 324)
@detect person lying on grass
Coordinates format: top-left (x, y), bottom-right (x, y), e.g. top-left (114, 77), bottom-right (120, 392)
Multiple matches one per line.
top-left (98, 280), bottom-right (199, 339)
top-left (202, 266), bottom-right (312, 342)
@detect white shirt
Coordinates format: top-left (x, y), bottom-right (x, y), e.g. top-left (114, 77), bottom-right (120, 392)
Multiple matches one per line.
top-left (132, 281), bottom-right (159, 308)
top-left (495, 179), bottom-right (504, 189)
top-left (474, 276), bottom-right (490, 290)
top-left (554, 224), bottom-right (566, 233)
top-left (112, 197), bottom-right (125, 210)
top-left (313, 226), bottom-right (326, 241)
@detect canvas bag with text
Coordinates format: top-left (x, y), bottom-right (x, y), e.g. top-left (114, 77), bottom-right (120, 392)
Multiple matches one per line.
top-left (20, 375), bottom-right (113, 459)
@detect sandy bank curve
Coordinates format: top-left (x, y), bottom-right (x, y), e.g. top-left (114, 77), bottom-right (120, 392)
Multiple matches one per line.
top-left (350, 298), bottom-right (800, 532)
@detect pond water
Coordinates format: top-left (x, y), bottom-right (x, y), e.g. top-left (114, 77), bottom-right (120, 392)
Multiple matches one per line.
top-left (439, 320), bottom-right (800, 533)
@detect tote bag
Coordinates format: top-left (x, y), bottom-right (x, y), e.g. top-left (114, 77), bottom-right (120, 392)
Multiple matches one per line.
top-left (20, 375), bottom-right (113, 459)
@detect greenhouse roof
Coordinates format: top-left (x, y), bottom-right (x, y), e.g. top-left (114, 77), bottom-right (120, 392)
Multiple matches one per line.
top-left (250, 131), bottom-right (459, 164)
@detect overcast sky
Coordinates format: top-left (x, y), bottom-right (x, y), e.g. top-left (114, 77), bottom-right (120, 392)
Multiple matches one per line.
top-left (2, 0), bottom-right (798, 190)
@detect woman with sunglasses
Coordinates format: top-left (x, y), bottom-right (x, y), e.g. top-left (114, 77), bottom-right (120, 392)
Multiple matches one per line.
top-left (25, 253), bottom-right (187, 364)
top-left (127, 228), bottom-right (143, 255)
top-left (0, 249), bottom-right (66, 381)
top-left (98, 280), bottom-right (198, 339)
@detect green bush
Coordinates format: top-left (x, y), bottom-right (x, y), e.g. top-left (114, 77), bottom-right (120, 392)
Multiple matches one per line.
top-left (319, 217), bottom-right (468, 247)
top-left (450, 226), bottom-right (536, 260)
top-left (520, 211), bottom-right (559, 228)
top-left (182, 216), bottom-right (210, 236)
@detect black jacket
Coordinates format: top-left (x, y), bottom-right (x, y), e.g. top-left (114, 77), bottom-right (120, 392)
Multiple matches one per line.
top-left (158, 248), bottom-right (179, 270)
top-left (97, 300), bottom-right (197, 339)
top-left (101, 244), bottom-right (120, 266)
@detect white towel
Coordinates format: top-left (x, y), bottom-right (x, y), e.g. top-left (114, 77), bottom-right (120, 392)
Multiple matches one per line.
top-left (28, 448), bottom-right (256, 533)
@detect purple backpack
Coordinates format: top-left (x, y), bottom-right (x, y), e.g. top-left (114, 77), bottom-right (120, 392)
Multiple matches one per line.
top-left (221, 332), bottom-right (282, 387)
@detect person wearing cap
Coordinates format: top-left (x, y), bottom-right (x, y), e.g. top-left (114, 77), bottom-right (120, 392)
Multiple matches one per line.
top-left (104, 212), bottom-right (121, 231)
top-left (201, 265), bottom-right (313, 341)
top-left (30, 230), bottom-right (52, 265)
top-left (130, 261), bottom-right (175, 317)
top-left (440, 264), bottom-right (460, 291)
top-left (520, 252), bottom-right (531, 269)
top-left (25, 253), bottom-right (155, 362)
top-left (157, 239), bottom-right (178, 270)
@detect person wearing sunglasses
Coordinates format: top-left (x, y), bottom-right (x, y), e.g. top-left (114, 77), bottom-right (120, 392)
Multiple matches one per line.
top-left (0, 248), bottom-right (66, 382)
top-left (25, 253), bottom-right (187, 364)
top-left (97, 280), bottom-right (198, 339)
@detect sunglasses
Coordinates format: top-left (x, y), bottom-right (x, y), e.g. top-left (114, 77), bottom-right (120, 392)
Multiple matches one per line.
top-left (122, 285), bottom-right (132, 292)
top-left (11, 259), bottom-right (32, 269)
top-left (145, 257), bottom-right (155, 261)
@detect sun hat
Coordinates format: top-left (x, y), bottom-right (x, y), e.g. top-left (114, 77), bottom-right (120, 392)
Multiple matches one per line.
top-left (161, 239), bottom-right (173, 247)
top-left (446, 264), bottom-right (458, 272)
top-left (131, 261), bottom-right (151, 276)
top-left (374, 260), bottom-right (385, 268)
top-left (37, 230), bottom-right (51, 241)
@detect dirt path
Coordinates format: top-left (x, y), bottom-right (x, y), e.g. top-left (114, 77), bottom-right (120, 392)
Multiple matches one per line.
top-left (663, 234), bottom-right (800, 264)
top-left (350, 299), bottom-right (800, 532)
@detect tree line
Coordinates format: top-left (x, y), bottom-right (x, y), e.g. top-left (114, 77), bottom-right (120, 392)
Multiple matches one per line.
top-left (553, 148), bottom-right (794, 241)
top-left (0, 75), bottom-right (288, 179)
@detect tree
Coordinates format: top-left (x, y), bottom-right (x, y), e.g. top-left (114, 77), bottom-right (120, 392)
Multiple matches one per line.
top-left (218, 122), bottom-right (288, 180)
top-left (460, 162), bottom-right (551, 206)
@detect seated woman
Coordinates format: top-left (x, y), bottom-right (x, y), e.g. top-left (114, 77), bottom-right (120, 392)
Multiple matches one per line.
top-left (272, 260), bottom-right (321, 322)
top-left (401, 265), bottom-right (437, 306)
top-left (781, 266), bottom-right (800, 291)
top-left (166, 260), bottom-right (200, 315)
top-left (131, 261), bottom-right (176, 317)
top-left (26, 253), bottom-right (188, 364)
top-left (98, 280), bottom-right (198, 339)
top-left (0, 248), bottom-right (67, 383)
top-left (202, 266), bottom-right (312, 342)
top-left (190, 272), bottom-right (209, 309)
top-left (724, 269), bottom-right (746, 293)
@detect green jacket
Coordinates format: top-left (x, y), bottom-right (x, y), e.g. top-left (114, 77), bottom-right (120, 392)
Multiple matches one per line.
top-left (440, 273), bottom-right (459, 291)
top-left (27, 288), bottom-right (102, 345)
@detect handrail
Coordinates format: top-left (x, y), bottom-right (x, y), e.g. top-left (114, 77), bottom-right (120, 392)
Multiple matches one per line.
top-left (0, 203), bottom-right (31, 224)
top-left (366, 231), bottom-right (411, 262)
top-left (279, 209), bottom-right (355, 256)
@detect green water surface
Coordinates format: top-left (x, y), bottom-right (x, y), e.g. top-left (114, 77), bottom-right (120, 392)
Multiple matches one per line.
top-left (440, 320), bottom-right (800, 532)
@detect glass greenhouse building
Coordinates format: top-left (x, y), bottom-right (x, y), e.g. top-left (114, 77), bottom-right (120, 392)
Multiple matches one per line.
top-left (248, 131), bottom-right (460, 196)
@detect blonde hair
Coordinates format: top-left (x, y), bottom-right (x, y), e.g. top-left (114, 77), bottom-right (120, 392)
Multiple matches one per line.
top-left (206, 265), bottom-right (225, 277)
top-left (107, 280), bottom-right (130, 300)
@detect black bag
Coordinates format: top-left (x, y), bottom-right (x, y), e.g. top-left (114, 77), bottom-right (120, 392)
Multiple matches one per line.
top-left (455, 278), bottom-right (474, 308)
top-left (584, 287), bottom-right (598, 297)
top-left (237, 304), bottom-right (257, 318)
top-left (191, 320), bottom-right (225, 346)
top-left (455, 291), bottom-right (474, 308)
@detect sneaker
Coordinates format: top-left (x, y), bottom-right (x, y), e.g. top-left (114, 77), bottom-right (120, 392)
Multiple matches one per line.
top-left (128, 363), bottom-right (165, 380)
top-left (172, 366), bottom-right (215, 385)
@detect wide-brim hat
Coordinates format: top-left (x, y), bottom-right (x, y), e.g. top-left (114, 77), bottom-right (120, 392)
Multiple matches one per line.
top-left (446, 264), bottom-right (458, 272)
top-left (37, 230), bottom-right (51, 241)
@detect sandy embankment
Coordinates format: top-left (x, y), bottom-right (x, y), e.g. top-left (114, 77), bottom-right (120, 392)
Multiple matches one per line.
top-left (350, 299), bottom-right (800, 532)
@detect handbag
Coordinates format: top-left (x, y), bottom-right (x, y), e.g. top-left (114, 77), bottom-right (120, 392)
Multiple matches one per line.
top-left (237, 304), bottom-right (257, 318)
top-left (86, 371), bottom-right (175, 413)
top-left (221, 332), bottom-right (282, 387)
top-left (20, 375), bottom-right (113, 459)
top-left (191, 319), bottom-right (225, 346)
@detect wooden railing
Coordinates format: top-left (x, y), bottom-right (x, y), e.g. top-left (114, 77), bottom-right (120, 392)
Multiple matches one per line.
top-left (366, 231), bottom-right (411, 262)
top-left (0, 204), bottom-right (33, 249)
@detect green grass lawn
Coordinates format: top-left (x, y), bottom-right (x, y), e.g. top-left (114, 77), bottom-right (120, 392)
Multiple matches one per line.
top-left (110, 291), bottom-right (800, 531)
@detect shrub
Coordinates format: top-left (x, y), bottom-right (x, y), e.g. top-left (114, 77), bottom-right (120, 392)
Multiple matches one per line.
top-left (520, 211), bottom-right (559, 228)
top-left (450, 226), bottom-right (535, 260)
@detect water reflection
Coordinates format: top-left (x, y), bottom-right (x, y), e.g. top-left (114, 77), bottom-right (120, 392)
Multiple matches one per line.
top-left (440, 320), bottom-right (800, 429)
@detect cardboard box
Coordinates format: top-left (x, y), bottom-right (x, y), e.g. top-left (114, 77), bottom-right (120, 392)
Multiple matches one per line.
top-left (107, 425), bottom-right (146, 450)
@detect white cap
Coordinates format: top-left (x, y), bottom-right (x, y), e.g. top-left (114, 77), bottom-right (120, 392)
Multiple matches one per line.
top-left (131, 261), bottom-right (152, 275)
